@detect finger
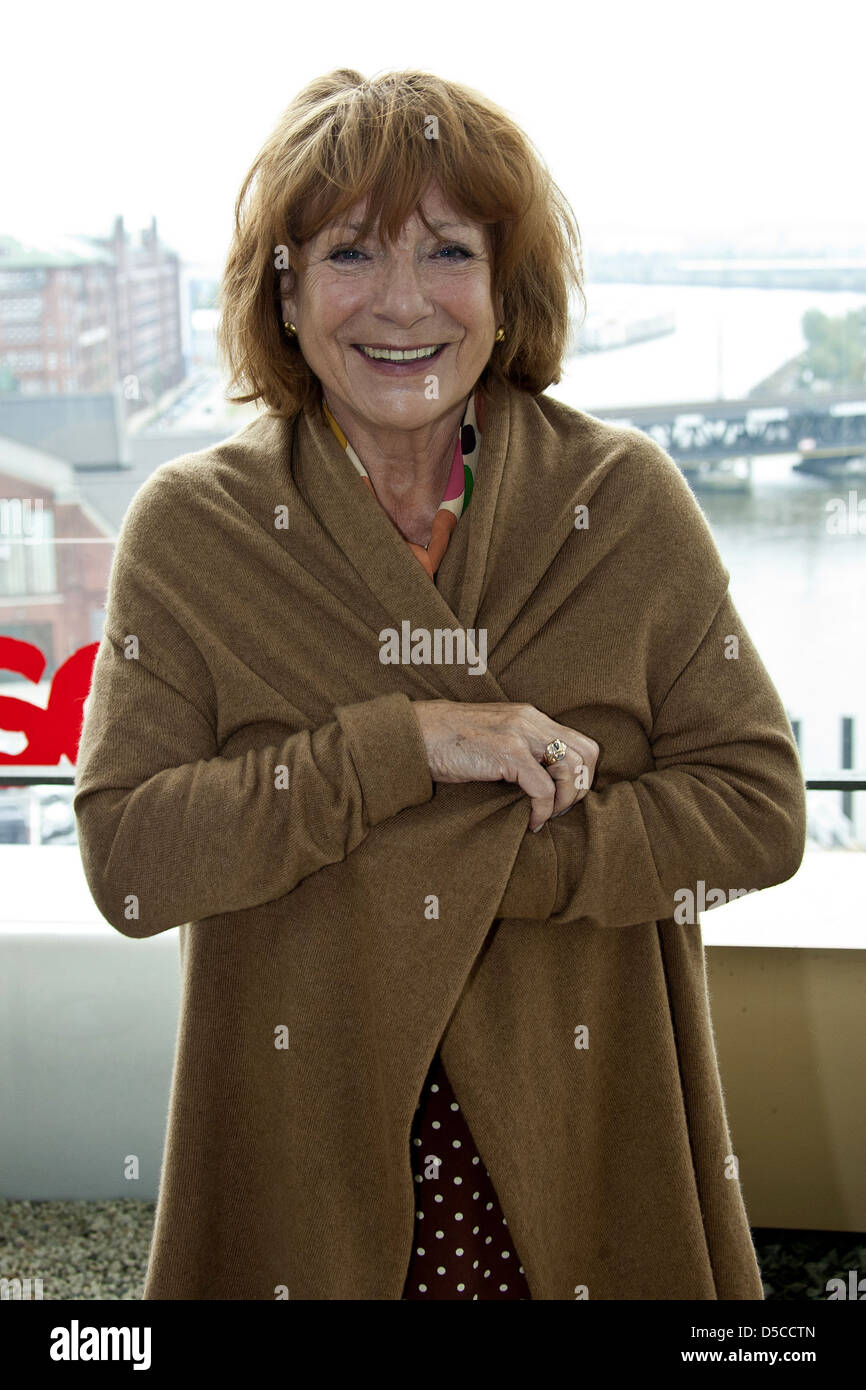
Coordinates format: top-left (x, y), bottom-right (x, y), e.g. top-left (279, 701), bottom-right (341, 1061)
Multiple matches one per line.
top-left (542, 734), bottom-right (597, 816)
top-left (534, 721), bottom-right (590, 771)
top-left (550, 729), bottom-right (598, 795)
top-left (512, 756), bottom-right (558, 831)
top-left (546, 754), bottom-right (586, 817)
top-left (521, 718), bottom-right (598, 827)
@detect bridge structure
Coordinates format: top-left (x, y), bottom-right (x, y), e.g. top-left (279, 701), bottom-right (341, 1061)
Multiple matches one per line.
top-left (585, 387), bottom-right (866, 482)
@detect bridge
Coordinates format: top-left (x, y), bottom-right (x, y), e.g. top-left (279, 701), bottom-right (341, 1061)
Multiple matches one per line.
top-left (584, 253), bottom-right (866, 294)
top-left (584, 387), bottom-right (866, 480)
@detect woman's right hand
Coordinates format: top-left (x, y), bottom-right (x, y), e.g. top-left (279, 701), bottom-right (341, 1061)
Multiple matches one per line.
top-left (412, 700), bottom-right (600, 832)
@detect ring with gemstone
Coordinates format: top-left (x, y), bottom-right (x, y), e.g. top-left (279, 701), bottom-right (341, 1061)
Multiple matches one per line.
top-left (542, 739), bottom-right (567, 766)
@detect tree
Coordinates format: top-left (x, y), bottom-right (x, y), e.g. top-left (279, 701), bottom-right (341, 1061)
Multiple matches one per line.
top-left (801, 307), bottom-right (866, 386)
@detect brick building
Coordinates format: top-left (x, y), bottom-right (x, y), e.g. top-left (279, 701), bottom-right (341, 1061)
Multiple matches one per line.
top-left (0, 216), bottom-right (184, 417)
top-left (0, 437), bottom-right (115, 682)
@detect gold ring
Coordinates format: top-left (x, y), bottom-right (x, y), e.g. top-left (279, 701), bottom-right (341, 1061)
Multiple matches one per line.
top-left (542, 739), bottom-right (567, 766)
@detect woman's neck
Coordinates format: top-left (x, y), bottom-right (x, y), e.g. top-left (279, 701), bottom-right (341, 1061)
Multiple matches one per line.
top-left (323, 390), bottom-right (468, 524)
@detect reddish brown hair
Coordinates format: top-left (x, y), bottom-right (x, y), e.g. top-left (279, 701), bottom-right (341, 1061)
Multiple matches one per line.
top-left (217, 68), bottom-right (586, 416)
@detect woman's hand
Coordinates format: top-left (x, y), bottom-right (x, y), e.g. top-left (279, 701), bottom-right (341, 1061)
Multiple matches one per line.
top-left (412, 700), bottom-right (600, 832)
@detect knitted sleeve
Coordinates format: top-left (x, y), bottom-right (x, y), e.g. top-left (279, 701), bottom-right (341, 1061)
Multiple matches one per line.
top-left (72, 477), bottom-right (433, 939)
top-left (497, 586), bottom-right (806, 927)
top-left (497, 424), bottom-right (806, 928)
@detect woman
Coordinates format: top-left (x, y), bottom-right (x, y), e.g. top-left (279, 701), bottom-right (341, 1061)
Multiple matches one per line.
top-left (73, 68), bottom-right (806, 1301)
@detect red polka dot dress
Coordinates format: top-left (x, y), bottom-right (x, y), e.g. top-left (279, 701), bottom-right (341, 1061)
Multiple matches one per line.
top-left (324, 383), bottom-right (530, 1300)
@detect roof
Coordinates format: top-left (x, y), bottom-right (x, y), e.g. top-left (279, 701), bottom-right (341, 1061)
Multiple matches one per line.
top-left (0, 433), bottom-right (117, 536)
top-left (0, 233), bottom-right (115, 270)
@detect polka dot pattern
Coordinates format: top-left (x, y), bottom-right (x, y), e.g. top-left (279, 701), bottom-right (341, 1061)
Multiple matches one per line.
top-left (401, 1050), bottom-right (530, 1300)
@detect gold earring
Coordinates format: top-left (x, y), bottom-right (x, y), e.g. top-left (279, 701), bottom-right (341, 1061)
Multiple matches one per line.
top-left (495, 326), bottom-right (505, 342)
top-left (284, 321), bottom-right (297, 336)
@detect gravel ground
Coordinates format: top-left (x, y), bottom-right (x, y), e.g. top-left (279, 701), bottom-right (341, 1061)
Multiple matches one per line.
top-left (1, 1201), bottom-right (154, 1300)
top-left (1, 1201), bottom-right (863, 1299)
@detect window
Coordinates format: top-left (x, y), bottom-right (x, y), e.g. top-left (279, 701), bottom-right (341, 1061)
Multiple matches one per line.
top-left (0, 502), bottom-right (57, 597)
top-left (0, 296), bottom-right (43, 321)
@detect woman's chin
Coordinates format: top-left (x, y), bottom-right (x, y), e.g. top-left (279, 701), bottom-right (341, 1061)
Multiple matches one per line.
top-left (340, 376), bottom-right (470, 426)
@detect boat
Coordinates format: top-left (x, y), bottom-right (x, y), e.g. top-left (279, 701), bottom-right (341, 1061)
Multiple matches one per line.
top-left (575, 309), bottom-right (676, 353)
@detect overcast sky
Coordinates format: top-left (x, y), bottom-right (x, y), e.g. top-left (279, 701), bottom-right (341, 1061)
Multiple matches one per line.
top-left (2, 0), bottom-right (863, 269)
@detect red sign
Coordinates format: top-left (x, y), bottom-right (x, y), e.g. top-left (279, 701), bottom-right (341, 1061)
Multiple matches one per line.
top-left (0, 636), bottom-right (98, 769)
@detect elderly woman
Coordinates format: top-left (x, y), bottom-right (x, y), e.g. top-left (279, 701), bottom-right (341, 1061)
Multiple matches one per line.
top-left (73, 68), bottom-right (806, 1302)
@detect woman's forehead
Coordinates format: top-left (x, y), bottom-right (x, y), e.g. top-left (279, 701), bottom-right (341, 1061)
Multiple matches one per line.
top-left (311, 181), bottom-right (479, 238)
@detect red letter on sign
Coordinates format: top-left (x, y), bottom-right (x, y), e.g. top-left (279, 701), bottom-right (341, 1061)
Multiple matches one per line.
top-left (0, 636), bottom-right (98, 768)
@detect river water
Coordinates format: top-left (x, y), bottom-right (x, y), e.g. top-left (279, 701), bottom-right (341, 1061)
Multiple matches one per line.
top-left (546, 283), bottom-right (866, 843)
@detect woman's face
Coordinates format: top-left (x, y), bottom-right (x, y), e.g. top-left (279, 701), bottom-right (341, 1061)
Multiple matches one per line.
top-left (279, 181), bottom-right (501, 434)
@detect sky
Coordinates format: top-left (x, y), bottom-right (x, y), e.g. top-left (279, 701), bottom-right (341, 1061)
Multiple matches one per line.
top-left (2, 0), bottom-right (864, 271)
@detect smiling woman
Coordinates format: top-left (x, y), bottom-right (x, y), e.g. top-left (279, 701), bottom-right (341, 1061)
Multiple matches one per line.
top-left (74, 66), bottom-right (806, 1304)
top-left (217, 71), bottom-right (583, 550)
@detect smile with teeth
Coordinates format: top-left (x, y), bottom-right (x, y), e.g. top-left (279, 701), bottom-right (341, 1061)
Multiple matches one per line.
top-left (355, 344), bottom-right (445, 361)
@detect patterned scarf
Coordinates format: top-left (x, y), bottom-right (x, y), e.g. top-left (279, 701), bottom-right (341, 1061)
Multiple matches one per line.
top-left (322, 387), bottom-right (482, 581)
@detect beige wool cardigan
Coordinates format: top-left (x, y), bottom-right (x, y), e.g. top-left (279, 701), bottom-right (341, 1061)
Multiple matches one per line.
top-left (72, 372), bottom-right (807, 1300)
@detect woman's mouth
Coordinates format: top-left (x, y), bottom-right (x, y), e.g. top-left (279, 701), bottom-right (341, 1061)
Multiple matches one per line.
top-left (352, 343), bottom-right (447, 372)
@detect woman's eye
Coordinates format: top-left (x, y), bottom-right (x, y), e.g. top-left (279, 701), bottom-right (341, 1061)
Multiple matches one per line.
top-left (437, 244), bottom-right (474, 260)
top-left (327, 243), bottom-right (475, 264)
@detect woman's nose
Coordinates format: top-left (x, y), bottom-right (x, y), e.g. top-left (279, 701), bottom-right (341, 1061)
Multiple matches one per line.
top-left (370, 250), bottom-right (432, 320)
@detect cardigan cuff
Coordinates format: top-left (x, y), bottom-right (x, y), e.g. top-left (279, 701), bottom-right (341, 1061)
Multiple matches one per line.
top-left (496, 821), bottom-right (558, 920)
top-left (335, 692), bottom-right (434, 826)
